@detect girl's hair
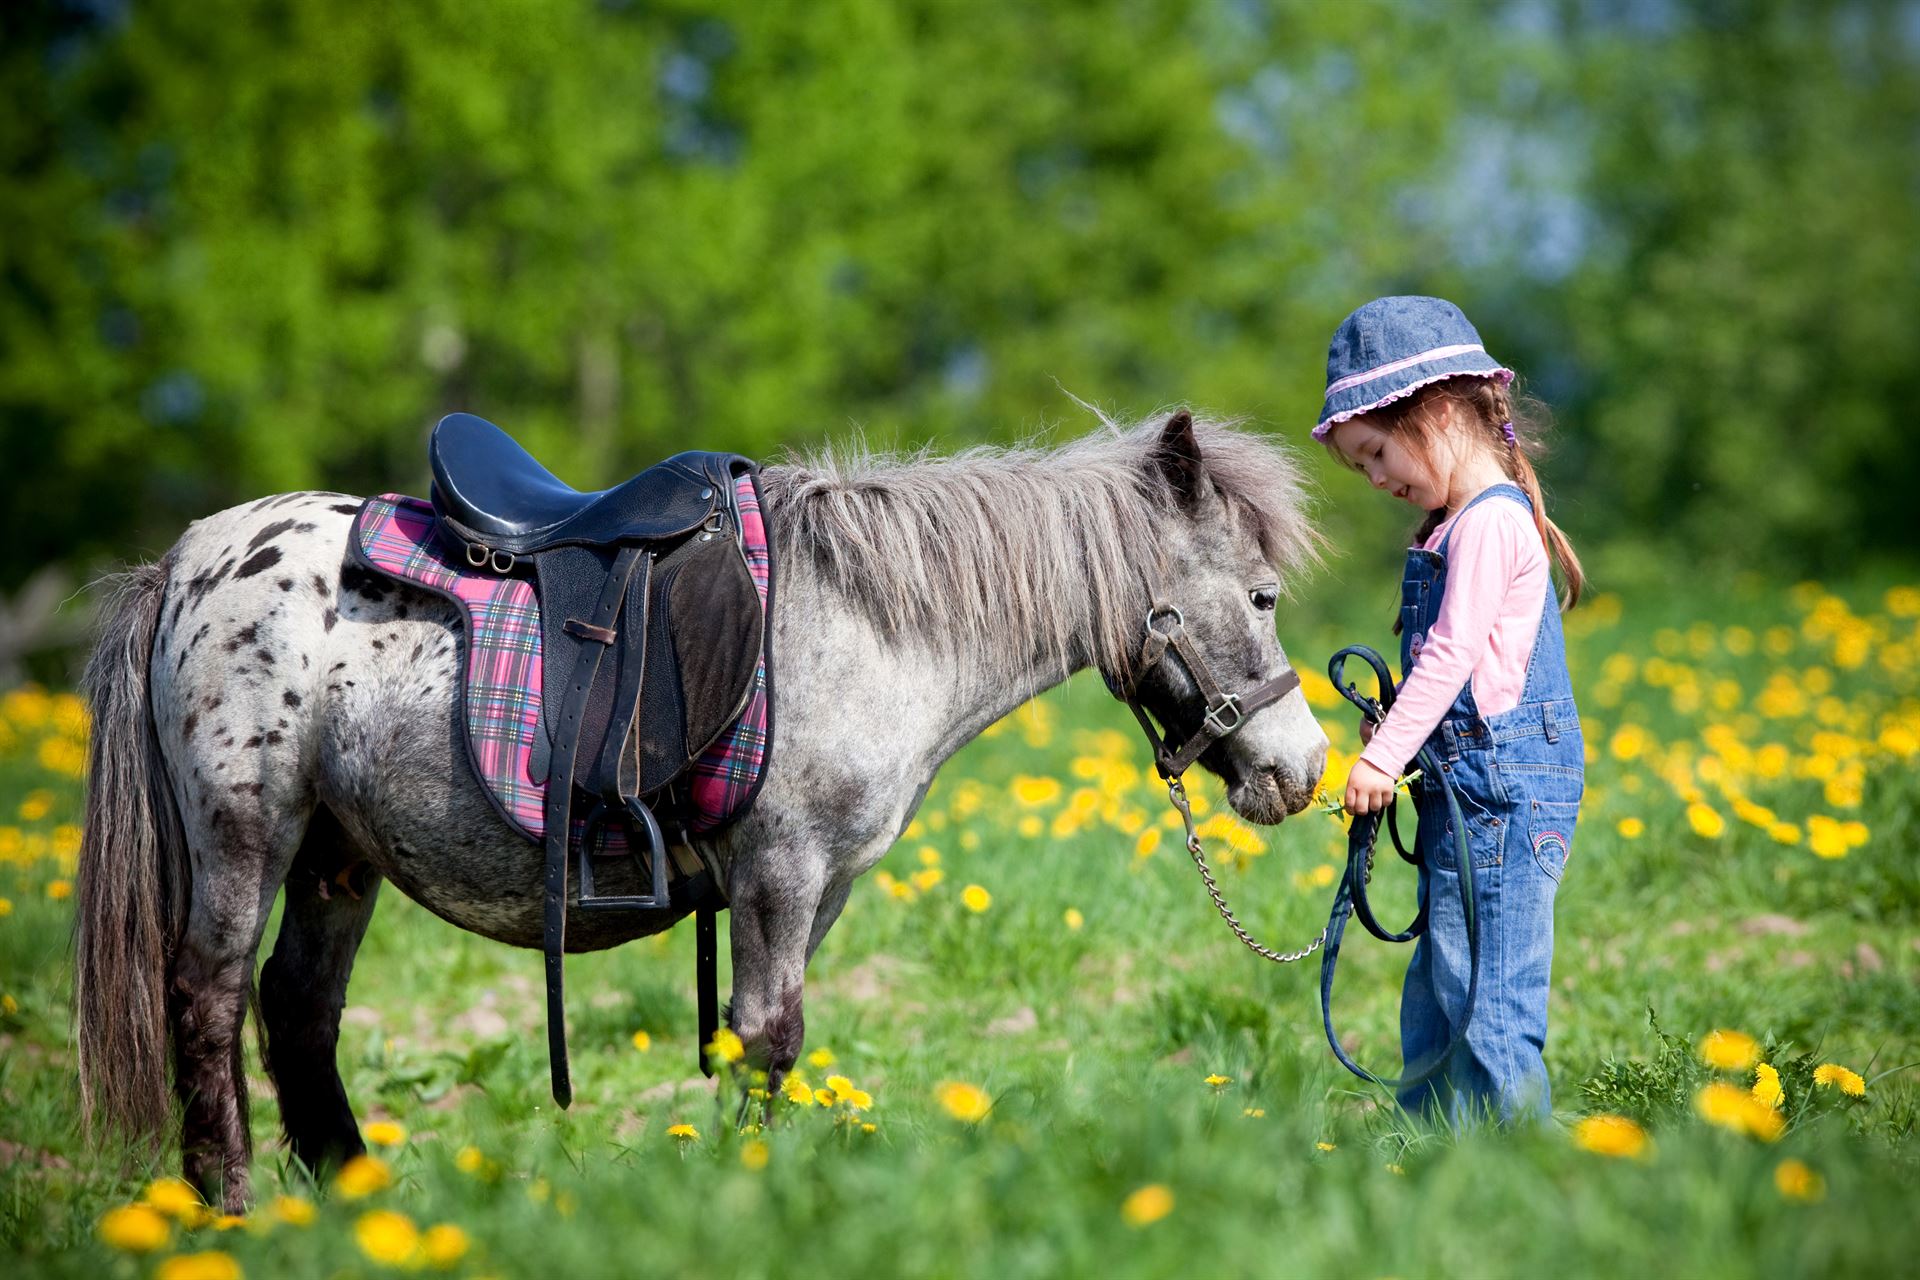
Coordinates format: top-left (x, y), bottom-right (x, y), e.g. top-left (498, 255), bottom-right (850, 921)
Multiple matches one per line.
top-left (1341, 376), bottom-right (1586, 610)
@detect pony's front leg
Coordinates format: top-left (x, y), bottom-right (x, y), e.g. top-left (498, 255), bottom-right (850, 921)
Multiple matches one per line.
top-left (724, 845), bottom-right (829, 1104)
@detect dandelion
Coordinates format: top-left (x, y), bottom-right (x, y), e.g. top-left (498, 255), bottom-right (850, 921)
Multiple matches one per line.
top-left (1686, 802), bottom-right (1726, 839)
top-left (363, 1120), bottom-right (407, 1147)
top-left (1203, 1074), bottom-right (1231, 1088)
top-left (0, 898), bottom-right (11, 917)
top-left (211, 1215), bottom-right (245, 1231)
top-left (1120, 1183), bottom-right (1174, 1227)
top-left (269, 1195), bottom-right (315, 1226)
top-left (421, 1223), bottom-right (470, 1268)
top-left (143, 1176), bottom-right (209, 1222)
top-left (961, 884), bottom-right (991, 913)
top-left (0, 994), bottom-right (14, 1015)
top-left (1813, 1063), bottom-right (1866, 1097)
top-left (98, 1204), bottom-right (171, 1253)
top-left (1695, 1082), bottom-right (1785, 1141)
top-left (1243, 1108), bottom-right (1266, 1118)
top-left (1134, 827), bottom-right (1161, 859)
top-left (934, 1080), bottom-right (992, 1122)
top-left (18, 790), bottom-right (53, 821)
top-left (911, 867), bottom-right (944, 892)
top-left (630, 1030), bottom-right (652, 1053)
top-left (1313, 1140), bottom-right (1335, 1151)
top-left (708, 1027), bottom-right (746, 1066)
top-left (334, 1153), bottom-right (393, 1199)
top-left (1063, 907), bottom-right (1084, 930)
top-left (1573, 1114), bottom-right (1649, 1159)
top-left (355, 1209), bottom-right (420, 1266)
top-left (1774, 1158), bottom-right (1826, 1203)
top-left (813, 1087), bottom-right (837, 1106)
top-left (1615, 817), bottom-right (1645, 839)
top-left (781, 1075), bottom-right (815, 1105)
top-left (916, 846), bottom-right (941, 867)
top-left (1751, 1063), bottom-right (1784, 1109)
top-left (667, 1123), bottom-right (700, 1143)
top-left (1698, 1029), bottom-right (1761, 1072)
top-left (1805, 815), bottom-right (1851, 859)
top-left (156, 1250), bottom-right (243, 1280)
top-left (1011, 775), bottom-right (1062, 806)
top-left (807, 1047), bottom-right (836, 1068)
top-left (740, 1139), bottom-right (770, 1171)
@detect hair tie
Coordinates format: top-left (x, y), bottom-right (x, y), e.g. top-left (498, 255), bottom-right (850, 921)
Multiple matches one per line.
top-left (1500, 421), bottom-right (1517, 446)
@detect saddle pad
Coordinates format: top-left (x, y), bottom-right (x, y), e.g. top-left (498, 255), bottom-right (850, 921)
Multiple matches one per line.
top-left (350, 477), bottom-right (772, 842)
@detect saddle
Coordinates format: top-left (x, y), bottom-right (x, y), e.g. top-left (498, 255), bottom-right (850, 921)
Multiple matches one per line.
top-left (359, 413), bottom-right (775, 1106)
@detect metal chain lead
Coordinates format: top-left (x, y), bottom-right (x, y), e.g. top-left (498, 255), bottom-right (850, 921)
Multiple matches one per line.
top-left (1167, 777), bottom-right (1327, 965)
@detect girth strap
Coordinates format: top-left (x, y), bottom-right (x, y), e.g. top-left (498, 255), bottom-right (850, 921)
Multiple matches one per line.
top-left (541, 542), bottom-right (647, 1109)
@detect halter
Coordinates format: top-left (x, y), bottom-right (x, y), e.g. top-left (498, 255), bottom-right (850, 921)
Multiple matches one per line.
top-left (1111, 604), bottom-right (1301, 780)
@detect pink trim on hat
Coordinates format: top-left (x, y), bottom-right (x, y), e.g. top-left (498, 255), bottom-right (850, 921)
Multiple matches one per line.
top-left (1323, 343), bottom-right (1492, 397)
top-left (1312, 366), bottom-right (1514, 440)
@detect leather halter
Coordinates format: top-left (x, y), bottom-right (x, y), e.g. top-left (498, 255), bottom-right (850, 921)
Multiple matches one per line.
top-left (1113, 605), bottom-right (1301, 779)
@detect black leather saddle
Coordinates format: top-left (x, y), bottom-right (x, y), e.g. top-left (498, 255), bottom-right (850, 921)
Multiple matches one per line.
top-left (424, 413), bottom-right (766, 1108)
top-left (431, 412), bottom-right (734, 559)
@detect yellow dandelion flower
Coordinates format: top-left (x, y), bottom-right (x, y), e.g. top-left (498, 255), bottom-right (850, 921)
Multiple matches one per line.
top-left (813, 1087), bottom-right (837, 1106)
top-left (210, 1214), bottom-right (245, 1231)
top-left (1616, 817), bottom-right (1645, 839)
top-left (1017, 814), bottom-right (1043, 838)
top-left (355, 1209), bottom-right (420, 1266)
top-left (334, 1153), bottom-right (393, 1199)
top-left (1813, 1063), bottom-right (1866, 1097)
top-left (916, 846), bottom-right (941, 867)
top-left (269, 1195), bottom-right (315, 1226)
top-left (630, 1029), bottom-right (652, 1053)
top-left (1573, 1114), bottom-right (1649, 1159)
top-left (860, 1121), bottom-right (877, 1134)
top-left (961, 884), bottom-right (991, 913)
top-left (1686, 803), bottom-right (1726, 839)
top-left (421, 1223), bottom-right (469, 1268)
top-left (1313, 1140), bottom-right (1335, 1151)
top-left (1203, 1074), bottom-right (1231, 1088)
top-left (18, 790), bottom-right (54, 822)
top-left (934, 1080), bottom-right (992, 1122)
top-left (740, 1139), bottom-right (770, 1171)
top-left (911, 867), bottom-right (944, 892)
top-left (1695, 1082), bottom-right (1785, 1141)
top-left (363, 1120), bottom-right (407, 1147)
top-left (1011, 775), bottom-right (1062, 806)
top-left (1243, 1108), bottom-right (1266, 1118)
top-left (708, 1027), bottom-right (746, 1065)
top-left (1120, 1183), bottom-right (1174, 1228)
top-left (1805, 815), bottom-right (1851, 859)
top-left (781, 1075), bottom-right (815, 1105)
top-left (0, 898), bottom-right (11, 917)
top-left (1134, 827), bottom-right (1162, 859)
top-left (0, 994), bottom-right (15, 1015)
top-left (1774, 1158), bottom-right (1826, 1203)
top-left (156, 1250), bottom-right (243, 1280)
top-left (1769, 821), bottom-right (1803, 845)
top-left (825, 1073), bottom-right (856, 1095)
top-left (142, 1177), bottom-right (208, 1220)
top-left (666, 1123), bottom-right (699, 1142)
top-left (1751, 1063), bottom-right (1784, 1109)
top-left (842, 1087), bottom-right (873, 1110)
top-left (1699, 1029), bottom-right (1761, 1072)
top-left (1063, 907), bottom-right (1084, 930)
top-left (807, 1047), bottom-right (836, 1068)
top-left (98, 1204), bottom-right (172, 1253)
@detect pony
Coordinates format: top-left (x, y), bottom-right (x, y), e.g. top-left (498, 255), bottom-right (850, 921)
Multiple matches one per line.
top-left (74, 408), bottom-right (1327, 1210)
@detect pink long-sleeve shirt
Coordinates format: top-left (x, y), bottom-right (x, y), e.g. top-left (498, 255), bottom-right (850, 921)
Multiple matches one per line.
top-left (1357, 493), bottom-right (1550, 779)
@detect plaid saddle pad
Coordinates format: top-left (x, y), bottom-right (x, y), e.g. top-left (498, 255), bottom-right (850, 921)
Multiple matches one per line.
top-left (349, 476), bottom-right (772, 848)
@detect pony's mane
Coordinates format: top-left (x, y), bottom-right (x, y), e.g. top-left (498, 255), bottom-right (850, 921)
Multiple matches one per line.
top-left (757, 412), bottom-right (1320, 683)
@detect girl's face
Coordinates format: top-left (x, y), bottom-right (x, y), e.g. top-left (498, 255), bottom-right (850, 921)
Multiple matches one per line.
top-left (1327, 417), bottom-right (1446, 510)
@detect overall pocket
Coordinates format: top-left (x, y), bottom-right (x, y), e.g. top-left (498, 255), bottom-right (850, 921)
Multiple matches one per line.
top-left (1528, 799), bottom-right (1580, 882)
top-left (1422, 767), bottom-right (1506, 872)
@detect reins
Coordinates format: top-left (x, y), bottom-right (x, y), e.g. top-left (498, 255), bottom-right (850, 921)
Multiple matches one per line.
top-left (1116, 611), bottom-right (1483, 1091)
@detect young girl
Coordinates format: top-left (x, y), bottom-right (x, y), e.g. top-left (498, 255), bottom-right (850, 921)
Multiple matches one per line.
top-left (1314, 295), bottom-right (1586, 1124)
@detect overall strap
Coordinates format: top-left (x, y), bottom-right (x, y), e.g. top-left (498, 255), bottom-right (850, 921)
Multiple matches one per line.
top-left (1435, 482), bottom-right (1532, 558)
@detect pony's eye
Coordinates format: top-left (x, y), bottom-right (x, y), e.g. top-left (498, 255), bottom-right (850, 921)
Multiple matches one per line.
top-left (1249, 586), bottom-right (1278, 612)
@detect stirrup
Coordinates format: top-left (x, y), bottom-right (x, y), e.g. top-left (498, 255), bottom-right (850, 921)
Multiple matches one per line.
top-left (576, 797), bottom-right (671, 911)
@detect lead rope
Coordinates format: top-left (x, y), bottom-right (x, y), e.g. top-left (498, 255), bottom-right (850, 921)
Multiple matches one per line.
top-left (1167, 775), bottom-right (1328, 965)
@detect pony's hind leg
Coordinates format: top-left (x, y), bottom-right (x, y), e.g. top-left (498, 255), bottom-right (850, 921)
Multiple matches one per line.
top-left (260, 806), bottom-right (380, 1179)
top-left (166, 785), bottom-right (309, 1212)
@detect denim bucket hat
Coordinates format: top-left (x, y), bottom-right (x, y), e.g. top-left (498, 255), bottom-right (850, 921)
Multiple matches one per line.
top-left (1312, 296), bottom-right (1513, 440)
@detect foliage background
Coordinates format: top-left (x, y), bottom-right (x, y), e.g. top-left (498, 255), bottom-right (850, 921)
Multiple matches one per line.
top-left (4, 0), bottom-right (1917, 623)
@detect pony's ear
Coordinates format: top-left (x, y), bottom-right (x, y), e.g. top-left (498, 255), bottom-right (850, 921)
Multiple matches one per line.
top-left (1154, 409), bottom-right (1205, 506)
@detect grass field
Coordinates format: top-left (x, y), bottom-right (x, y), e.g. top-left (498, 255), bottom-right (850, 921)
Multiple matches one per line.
top-left (2, 574), bottom-right (1917, 1277)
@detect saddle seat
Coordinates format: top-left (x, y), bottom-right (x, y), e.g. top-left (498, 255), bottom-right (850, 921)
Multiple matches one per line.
top-left (431, 412), bottom-right (732, 557)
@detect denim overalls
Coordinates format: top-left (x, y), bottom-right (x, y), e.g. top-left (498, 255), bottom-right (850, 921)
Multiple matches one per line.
top-left (1396, 483), bottom-right (1583, 1123)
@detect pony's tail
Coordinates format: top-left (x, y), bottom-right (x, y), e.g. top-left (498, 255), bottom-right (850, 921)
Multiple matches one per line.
top-left (75, 554), bottom-right (188, 1148)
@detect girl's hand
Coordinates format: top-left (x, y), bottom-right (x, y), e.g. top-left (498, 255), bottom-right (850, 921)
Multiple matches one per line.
top-left (1344, 758), bottom-right (1396, 815)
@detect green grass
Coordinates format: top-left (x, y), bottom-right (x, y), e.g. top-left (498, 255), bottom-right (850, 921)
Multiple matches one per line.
top-left (1, 572), bottom-right (1917, 1277)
